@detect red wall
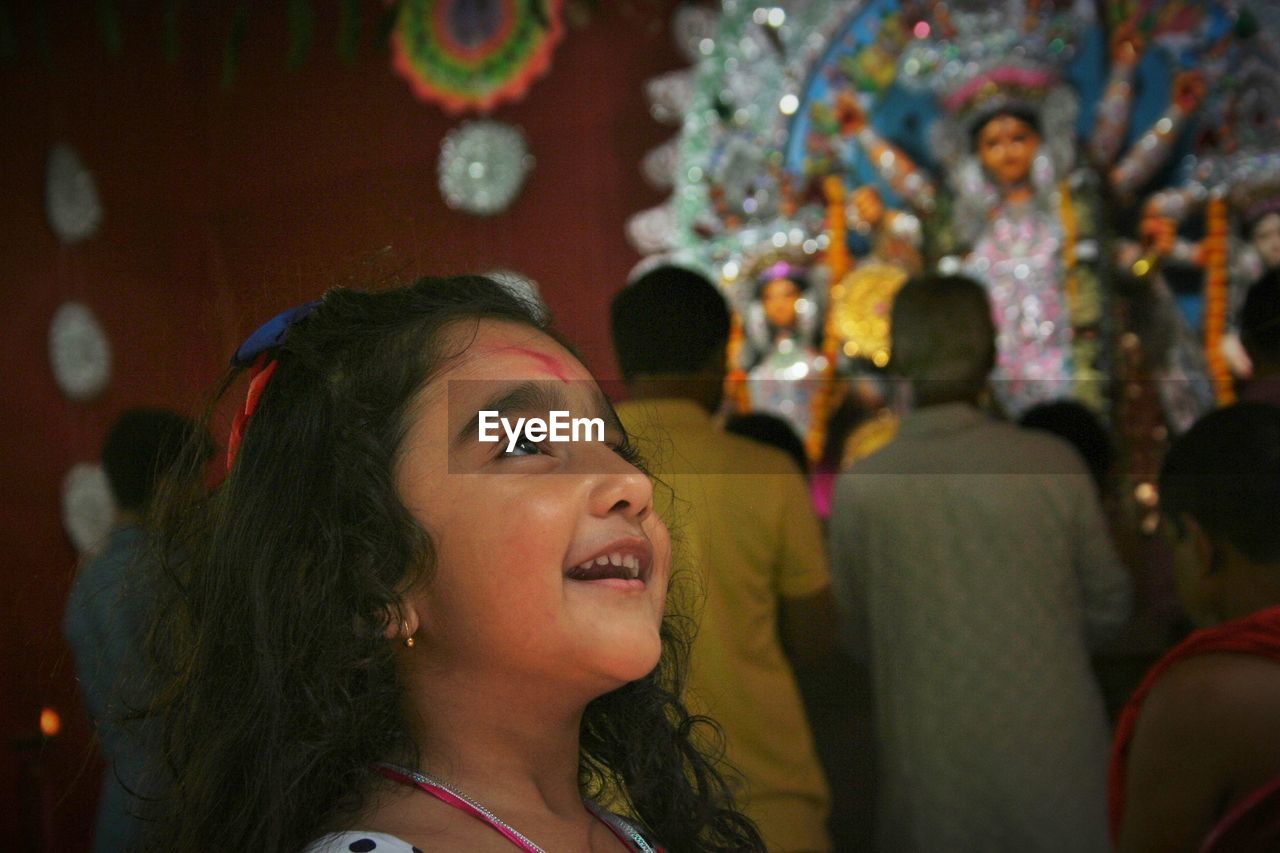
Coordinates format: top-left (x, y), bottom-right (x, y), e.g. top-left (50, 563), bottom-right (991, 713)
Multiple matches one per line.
top-left (0, 2), bottom-right (682, 845)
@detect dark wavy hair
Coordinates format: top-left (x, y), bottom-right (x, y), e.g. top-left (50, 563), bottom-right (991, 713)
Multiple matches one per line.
top-left (145, 276), bottom-right (763, 851)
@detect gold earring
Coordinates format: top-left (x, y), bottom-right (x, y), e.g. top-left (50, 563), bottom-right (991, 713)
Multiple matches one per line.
top-left (401, 618), bottom-right (415, 649)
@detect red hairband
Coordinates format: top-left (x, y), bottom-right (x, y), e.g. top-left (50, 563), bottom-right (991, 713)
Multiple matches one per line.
top-left (224, 300), bottom-right (320, 471)
top-left (225, 355), bottom-right (279, 470)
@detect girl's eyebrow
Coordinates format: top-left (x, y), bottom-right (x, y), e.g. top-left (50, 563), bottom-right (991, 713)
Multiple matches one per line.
top-left (451, 381), bottom-right (568, 447)
top-left (451, 381), bottom-right (621, 448)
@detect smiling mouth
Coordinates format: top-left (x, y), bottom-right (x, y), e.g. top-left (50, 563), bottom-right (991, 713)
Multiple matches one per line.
top-left (565, 542), bottom-right (652, 585)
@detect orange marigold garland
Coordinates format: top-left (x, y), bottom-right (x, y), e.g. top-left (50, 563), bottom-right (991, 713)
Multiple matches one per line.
top-left (806, 176), bottom-right (852, 463)
top-left (725, 309), bottom-right (751, 414)
top-left (1204, 195), bottom-right (1235, 405)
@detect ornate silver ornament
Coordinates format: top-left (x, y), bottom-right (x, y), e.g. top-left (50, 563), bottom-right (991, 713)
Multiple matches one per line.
top-left (642, 138), bottom-right (681, 190)
top-left (45, 143), bottom-right (103, 244)
top-left (671, 4), bottom-right (719, 64)
top-left (438, 121), bottom-right (534, 216)
top-left (49, 302), bottom-right (112, 402)
top-left (62, 463), bottom-right (115, 555)
top-left (645, 70), bottom-right (695, 125)
top-left (626, 203), bottom-right (678, 255)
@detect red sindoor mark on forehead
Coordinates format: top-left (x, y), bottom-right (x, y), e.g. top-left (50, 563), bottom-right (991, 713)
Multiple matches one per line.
top-left (506, 347), bottom-right (575, 382)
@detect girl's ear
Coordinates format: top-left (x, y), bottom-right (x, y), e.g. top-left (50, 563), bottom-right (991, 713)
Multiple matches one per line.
top-left (382, 603), bottom-right (421, 643)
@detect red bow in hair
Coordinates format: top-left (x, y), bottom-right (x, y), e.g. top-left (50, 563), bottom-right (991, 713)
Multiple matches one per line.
top-left (225, 355), bottom-right (279, 471)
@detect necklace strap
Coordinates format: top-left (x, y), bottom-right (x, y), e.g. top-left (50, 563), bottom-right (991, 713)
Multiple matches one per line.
top-left (371, 763), bottom-right (657, 853)
top-left (585, 800), bottom-right (659, 853)
top-left (373, 763), bottom-right (546, 852)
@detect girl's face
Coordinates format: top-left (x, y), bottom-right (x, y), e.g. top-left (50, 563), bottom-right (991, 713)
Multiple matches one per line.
top-left (395, 320), bottom-right (671, 697)
top-left (1251, 212), bottom-right (1280, 269)
top-left (976, 114), bottom-right (1040, 188)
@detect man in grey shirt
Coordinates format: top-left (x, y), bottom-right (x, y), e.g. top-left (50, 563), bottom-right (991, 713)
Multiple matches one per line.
top-left (829, 274), bottom-right (1131, 852)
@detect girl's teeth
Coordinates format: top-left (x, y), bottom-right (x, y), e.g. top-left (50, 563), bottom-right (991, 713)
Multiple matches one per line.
top-left (573, 552), bottom-right (643, 579)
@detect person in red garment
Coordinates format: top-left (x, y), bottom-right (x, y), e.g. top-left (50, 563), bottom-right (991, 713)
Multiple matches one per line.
top-left (1110, 402), bottom-right (1280, 852)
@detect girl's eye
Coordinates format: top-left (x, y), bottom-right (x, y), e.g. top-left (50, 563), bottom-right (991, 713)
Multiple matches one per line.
top-left (502, 435), bottom-right (544, 458)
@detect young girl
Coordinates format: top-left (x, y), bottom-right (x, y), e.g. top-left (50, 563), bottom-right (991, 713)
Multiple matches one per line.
top-left (146, 276), bottom-right (763, 852)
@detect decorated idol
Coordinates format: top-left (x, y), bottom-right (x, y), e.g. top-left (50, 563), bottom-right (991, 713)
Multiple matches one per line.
top-left (838, 50), bottom-right (1107, 416)
top-left (737, 260), bottom-right (828, 437)
top-left (833, 0), bottom-right (1224, 418)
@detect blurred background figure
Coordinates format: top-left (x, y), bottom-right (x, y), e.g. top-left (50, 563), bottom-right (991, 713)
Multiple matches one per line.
top-left (611, 265), bottom-right (838, 852)
top-left (62, 408), bottom-right (211, 853)
top-left (1018, 399), bottom-right (1116, 498)
top-left (724, 411), bottom-right (810, 478)
top-left (830, 275), bottom-right (1131, 852)
top-left (1240, 270), bottom-right (1280, 406)
top-left (1110, 402), bottom-right (1280, 852)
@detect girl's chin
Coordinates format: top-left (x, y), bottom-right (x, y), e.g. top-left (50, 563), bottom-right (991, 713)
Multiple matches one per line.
top-left (591, 641), bottom-right (664, 688)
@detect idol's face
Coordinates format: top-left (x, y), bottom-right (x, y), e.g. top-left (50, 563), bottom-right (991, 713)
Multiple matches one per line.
top-left (762, 278), bottom-right (802, 330)
top-left (395, 321), bottom-right (671, 696)
top-left (976, 114), bottom-right (1041, 189)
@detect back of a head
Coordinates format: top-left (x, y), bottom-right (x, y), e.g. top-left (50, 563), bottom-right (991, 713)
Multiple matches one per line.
top-left (611, 265), bottom-right (731, 381)
top-left (1242, 270), bottom-right (1280, 369)
top-left (1160, 402), bottom-right (1280, 565)
top-left (102, 408), bottom-right (210, 511)
top-left (725, 411), bottom-right (809, 476)
top-left (1019, 399), bottom-right (1114, 491)
top-left (889, 274), bottom-right (995, 405)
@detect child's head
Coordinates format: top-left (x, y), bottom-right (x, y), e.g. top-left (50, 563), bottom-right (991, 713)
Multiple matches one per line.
top-left (102, 407), bottom-right (211, 513)
top-left (390, 314), bottom-right (670, 694)
top-left (724, 411), bottom-right (809, 477)
top-left (152, 275), bottom-right (757, 851)
top-left (1018, 399), bottom-right (1114, 495)
top-left (212, 278), bottom-right (618, 691)
top-left (1159, 402), bottom-right (1280, 625)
